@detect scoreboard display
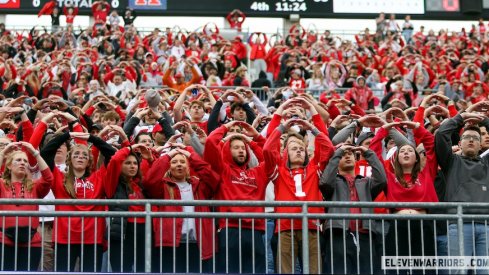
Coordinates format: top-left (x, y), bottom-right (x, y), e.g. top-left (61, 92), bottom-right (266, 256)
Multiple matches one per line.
top-left (0, 0), bottom-right (484, 19)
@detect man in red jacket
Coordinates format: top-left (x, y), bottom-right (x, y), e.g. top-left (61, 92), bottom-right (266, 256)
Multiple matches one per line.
top-left (264, 118), bottom-right (334, 274)
top-left (204, 121), bottom-right (276, 274)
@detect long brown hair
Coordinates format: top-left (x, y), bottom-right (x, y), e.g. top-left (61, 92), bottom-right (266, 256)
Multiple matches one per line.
top-left (119, 153), bottom-right (142, 194)
top-left (393, 144), bottom-right (421, 188)
top-left (63, 144), bottom-right (93, 198)
top-left (2, 151), bottom-right (34, 192)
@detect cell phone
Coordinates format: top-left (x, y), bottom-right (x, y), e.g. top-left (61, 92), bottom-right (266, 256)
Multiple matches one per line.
top-left (24, 98), bottom-right (33, 105)
top-left (227, 96), bottom-right (235, 101)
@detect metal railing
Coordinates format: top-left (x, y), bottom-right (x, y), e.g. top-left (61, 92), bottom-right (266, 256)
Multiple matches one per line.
top-left (0, 199), bottom-right (488, 273)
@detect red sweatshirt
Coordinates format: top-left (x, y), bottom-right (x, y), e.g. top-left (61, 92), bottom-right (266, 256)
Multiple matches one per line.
top-left (143, 152), bottom-right (220, 259)
top-left (0, 169), bottom-right (53, 247)
top-left (204, 125), bottom-right (276, 231)
top-left (370, 127), bottom-right (438, 209)
top-left (51, 164), bottom-right (108, 245)
top-left (264, 126), bottom-right (334, 232)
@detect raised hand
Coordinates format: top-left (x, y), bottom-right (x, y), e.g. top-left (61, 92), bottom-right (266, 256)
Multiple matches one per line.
top-left (70, 132), bottom-right (90, 140)
top-left (131, 144), bottom-right (154, 161)
top-left (358, 115), bottom-right (385, 128)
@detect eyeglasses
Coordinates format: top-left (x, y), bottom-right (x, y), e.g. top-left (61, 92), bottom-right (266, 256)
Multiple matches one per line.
top-left (461, 135), bottom-right (481, 141)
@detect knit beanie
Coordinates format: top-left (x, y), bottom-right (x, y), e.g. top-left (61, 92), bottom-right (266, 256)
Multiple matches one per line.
top-left (145, 89), bottom-right (161, 112)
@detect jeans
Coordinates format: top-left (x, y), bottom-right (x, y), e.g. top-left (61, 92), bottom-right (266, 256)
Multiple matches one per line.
top-left (437, 234), bottom-right (449, 275)
top-left (437, 234), bottom-right (448, 256)
top-left (252, 59), bottom-right (267, 79)
top-left (264, 219), bottom-right (275, 273)
top-left (402, 29), bottom-right (413, 44)
top-left (448, 223), bottom-right (489, 274)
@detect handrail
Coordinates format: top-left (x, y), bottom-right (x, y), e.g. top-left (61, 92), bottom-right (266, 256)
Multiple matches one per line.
top-left (0, 198), bottom-right (485, 208)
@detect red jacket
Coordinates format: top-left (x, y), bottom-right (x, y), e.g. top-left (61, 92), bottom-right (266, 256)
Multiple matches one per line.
top-left (264, 126), bottom-right (334, 232)
top-left (0, 169), bottom-right (53, 247)
top-left (204, 125), bottom-right (276, 231)
top-left (142, 152), bottom-right (220, 260)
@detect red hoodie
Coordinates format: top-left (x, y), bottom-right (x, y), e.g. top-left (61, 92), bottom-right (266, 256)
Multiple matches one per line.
top-left (344, 83), bottom-right (374, 110)
top-left (143, 152), bottom-right (220, 259)
top-left (264, 126), bottom-right (334, 232)
top-left (204, 125), bottom-right (276, 231)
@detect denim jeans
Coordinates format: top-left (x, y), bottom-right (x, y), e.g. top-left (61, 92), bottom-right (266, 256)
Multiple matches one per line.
top-left (437, 234), bottom-right (449, 274)
top-left (448, 223), bottom-right (489, 274)
top-left (264, 219), bottom-right (275, 273)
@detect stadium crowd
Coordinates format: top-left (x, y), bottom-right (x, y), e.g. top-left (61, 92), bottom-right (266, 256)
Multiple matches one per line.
top-left (0, 0), bottom-right (489, 273)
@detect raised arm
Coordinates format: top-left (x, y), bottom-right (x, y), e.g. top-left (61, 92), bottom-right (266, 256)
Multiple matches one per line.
top-left (142, 154), bottom-right (171, 199)
top-left (88, 135), bottom-right (117, 166)
top-left (363, 149), bottom-right (387, 198)
top-left (203, 124), bottom-right (227, 173)
top-left (434, 114), bottom-right (463, 170)
top-left (40, 132), bottom-right (71, 171)
top-left (189, 152), bottom-right (220, 199)
top-left (319, 148), bottom-right (343, 199)
top-left (104, 147), bottom-right (131, 199)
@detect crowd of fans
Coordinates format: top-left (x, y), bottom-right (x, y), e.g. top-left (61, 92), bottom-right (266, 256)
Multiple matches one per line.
top-left (0, 1), bottom-right (489, 273)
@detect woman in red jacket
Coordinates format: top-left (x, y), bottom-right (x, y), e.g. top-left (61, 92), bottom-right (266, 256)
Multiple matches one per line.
top-left (0, 141), bottom-right (53, 271)
top-left (105, 144), bottom-right (153, 273)
top-left (143, 145), bottom-right (220, 273)
top-left (370, 119), bottom-right (438, 271)
top-left (40, 132), bottom-right (116, 272)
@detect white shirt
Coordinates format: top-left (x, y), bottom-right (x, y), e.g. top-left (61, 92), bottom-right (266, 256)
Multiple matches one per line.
top-left (170, 46), bottom-right (186, 60)
top-left (176, 181), bottom-right (196, 241)
top-left (106, 80), bottom-right (136, 98)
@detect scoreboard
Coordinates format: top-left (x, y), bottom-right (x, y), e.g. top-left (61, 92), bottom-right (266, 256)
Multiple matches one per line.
top-left (0, 0), bottom-right (484, 19)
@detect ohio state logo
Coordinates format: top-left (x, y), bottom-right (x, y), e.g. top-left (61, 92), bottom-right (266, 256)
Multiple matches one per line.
top-left (130, 0), bottom-right (167, 9)
top-left (133, 0), bottom-right (162, 5)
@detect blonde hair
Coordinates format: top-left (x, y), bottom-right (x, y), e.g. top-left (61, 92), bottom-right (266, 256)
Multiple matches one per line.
top-left (63, 144), bottom-right (93, 198)
top-left (2, 151), bottom-right (34, 192)
top-left (163, 153), bottom-right (191, 182)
